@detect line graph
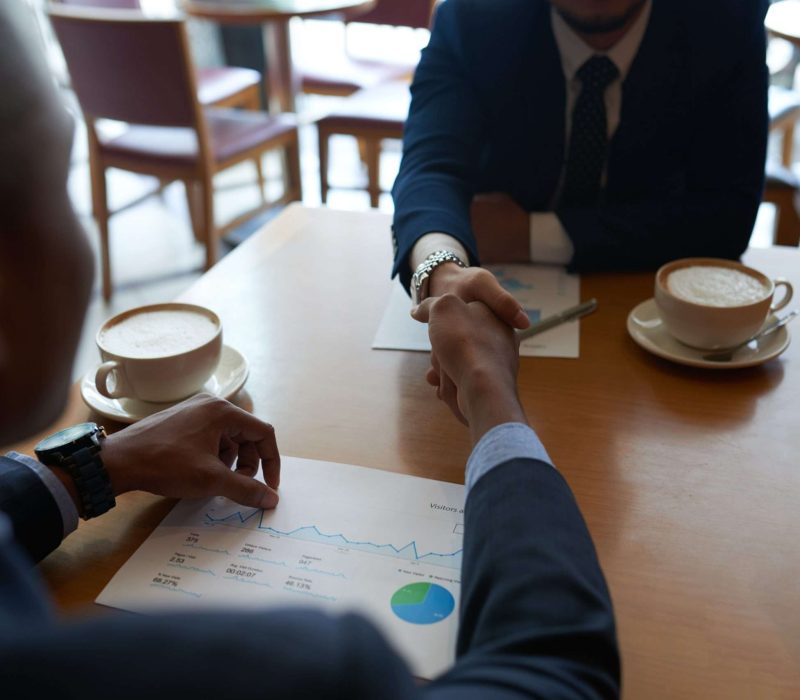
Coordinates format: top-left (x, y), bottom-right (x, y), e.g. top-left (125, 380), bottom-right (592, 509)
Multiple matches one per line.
top-left (204, 508), bottom-right (463, 570)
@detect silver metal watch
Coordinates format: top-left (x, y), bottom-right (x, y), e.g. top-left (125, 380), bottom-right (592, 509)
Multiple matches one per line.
top-left (410, 250), bottom-right (467, 305)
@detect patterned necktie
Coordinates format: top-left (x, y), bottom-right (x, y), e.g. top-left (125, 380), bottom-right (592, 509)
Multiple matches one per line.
top-left (559, 55), bottom-right (620, 209)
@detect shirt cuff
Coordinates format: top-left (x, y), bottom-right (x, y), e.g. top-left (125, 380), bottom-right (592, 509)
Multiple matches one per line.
top-left (5, 451), bottom-right (79, 539)
top-left (465, 422), bottom-right (554, 495)
top-left (409, 233), bottom-right (470, 275)
top-left (529, 213), bottom-right (574, 264)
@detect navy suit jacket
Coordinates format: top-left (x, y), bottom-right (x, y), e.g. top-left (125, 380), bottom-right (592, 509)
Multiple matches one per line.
top-left (0, 453), bottom-right (619, 698)
top-left (392, 0), bottom-right (769, 289)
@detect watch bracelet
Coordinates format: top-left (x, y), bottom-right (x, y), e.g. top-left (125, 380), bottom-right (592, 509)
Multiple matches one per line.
top-left (68, 445), bottom-right (116, 519)
top-left (413, 250), bottom-right (466, 303)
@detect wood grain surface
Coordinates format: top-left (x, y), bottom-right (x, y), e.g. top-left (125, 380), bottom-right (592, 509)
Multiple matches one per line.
top-left (11, 205), bottom-right (799, 698)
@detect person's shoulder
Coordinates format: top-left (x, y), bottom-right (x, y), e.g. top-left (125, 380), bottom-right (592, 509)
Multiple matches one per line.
top-left (668, 0), bottom-right (768, 34)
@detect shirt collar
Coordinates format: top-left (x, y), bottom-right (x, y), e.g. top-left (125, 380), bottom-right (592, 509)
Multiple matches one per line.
top-left (551, 0), bottom-right (652, 83)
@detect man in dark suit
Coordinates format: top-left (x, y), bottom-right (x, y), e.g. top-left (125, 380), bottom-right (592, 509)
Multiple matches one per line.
top-left (393, 0), bottom-right (769, 329)
top-left (1, 2), bottom-right (618, 696)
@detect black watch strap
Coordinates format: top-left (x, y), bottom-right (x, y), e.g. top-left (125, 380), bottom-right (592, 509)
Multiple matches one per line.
top-left (62, 445), bottom-right (116, 520)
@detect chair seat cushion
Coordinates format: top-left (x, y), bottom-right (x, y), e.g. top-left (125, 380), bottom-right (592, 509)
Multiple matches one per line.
top-left (197, 66), bottom-right (261, 106)
top-left (99, 109), bottom-right (297, 169)
top-left (299, 55), bottom-right (414, 95)
top-left (318, 82), bottom-right (411, 132)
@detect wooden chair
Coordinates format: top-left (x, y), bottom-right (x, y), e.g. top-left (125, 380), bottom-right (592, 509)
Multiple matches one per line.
top-left (56, 0), bottom-right (263, 111)
top-left (764, 85), bottom-right (800, 246)
top-left (296, 0), bottom-right (435, 97)
top-left (317, 81), bottom-right (410, 207)
top-left (49, 6), bottom-right (302, 300)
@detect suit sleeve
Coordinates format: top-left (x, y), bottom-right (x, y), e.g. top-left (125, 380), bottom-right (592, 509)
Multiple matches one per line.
top-left (425, 460), bottom-right (620, 700)
top-left (0, 456), bottom-right (64, 563)
top-left (561, 0), bottom-right (769, 271)
top-left (391, 0), bottom-right (484, 290)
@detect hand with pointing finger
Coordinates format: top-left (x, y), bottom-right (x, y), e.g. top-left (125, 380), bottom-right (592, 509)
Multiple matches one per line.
top-left (97, 393), bottom-right (280, 509)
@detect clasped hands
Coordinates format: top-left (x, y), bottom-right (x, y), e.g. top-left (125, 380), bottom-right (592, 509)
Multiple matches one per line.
top-left (91, 260), bottom-right (526, 512)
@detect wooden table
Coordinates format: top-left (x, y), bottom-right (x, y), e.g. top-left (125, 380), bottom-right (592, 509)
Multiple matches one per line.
top-left (12, 205), bottom-right (800, 698)
top-left (183, 0), bottom-right (375, 112)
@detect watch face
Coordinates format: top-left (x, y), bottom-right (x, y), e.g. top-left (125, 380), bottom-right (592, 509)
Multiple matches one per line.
top-left (35, 422), bottom-right (98, 453)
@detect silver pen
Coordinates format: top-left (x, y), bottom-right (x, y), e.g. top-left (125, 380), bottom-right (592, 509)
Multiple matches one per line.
top-left (516, 298), bottom-right (598, 340)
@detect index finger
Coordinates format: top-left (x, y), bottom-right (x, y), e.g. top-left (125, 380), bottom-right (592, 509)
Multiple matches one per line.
top-left (221, 405), bottom-right (281, 490)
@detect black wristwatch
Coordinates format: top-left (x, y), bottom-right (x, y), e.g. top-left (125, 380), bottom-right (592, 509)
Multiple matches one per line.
top-left (35, 422), bottom-right (116, 520)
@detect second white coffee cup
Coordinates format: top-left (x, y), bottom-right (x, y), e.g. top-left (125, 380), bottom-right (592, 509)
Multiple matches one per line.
top-left (654, 258), bottom-right (793, 350)
top-left (95, 302), bottom-right (222, 403)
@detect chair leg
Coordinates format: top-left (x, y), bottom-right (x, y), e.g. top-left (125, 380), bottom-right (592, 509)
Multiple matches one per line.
top-left (782, 122), bottom-right (796, 168)
top-left (90, 160), bottom-right (112, 301)
top-left (284, 136), bottom-right (302, 203)
top-left (364, 137), bottom-right (380, 208)
top-left (318, 128), bottom-right (329, 204)
top-left (254, 155), bottom-right (267, 204)
top-left (200, 175), bottom-right (216, 270)
top-left (185, 181), bottom-right (206, 243)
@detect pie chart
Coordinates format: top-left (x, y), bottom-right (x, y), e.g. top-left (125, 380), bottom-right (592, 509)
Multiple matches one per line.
top-left (391, 582), bottom-right (455, 625)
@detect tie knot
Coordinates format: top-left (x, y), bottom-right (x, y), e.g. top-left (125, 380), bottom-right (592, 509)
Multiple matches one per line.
top-left (576, 55), bottom-right (619, 92)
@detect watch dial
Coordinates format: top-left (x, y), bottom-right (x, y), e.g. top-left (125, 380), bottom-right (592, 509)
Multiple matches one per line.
top-left (35, 422), bottom-right (97, 452)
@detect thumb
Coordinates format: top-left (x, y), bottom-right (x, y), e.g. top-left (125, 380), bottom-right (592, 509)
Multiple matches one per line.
top-left (410, 296), bottom-right (435, 323)
top-left (218, 470), bottom-right (279, 510)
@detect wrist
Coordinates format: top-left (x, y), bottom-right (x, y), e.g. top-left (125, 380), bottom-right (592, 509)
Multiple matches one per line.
top-left (99, 433), bottom-right (133, 497)
top-left (460, 369), bottom-right (527, 444)
top-left (428, 262), bottom-right (466, 298)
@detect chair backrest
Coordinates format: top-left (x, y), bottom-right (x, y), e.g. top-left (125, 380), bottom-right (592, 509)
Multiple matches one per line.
top-left (349, 0), bottom-right (436, 30)
top-left (48, 7), bottom-right (199, 128)
top-left (56, 0), bottom-right (142, 8)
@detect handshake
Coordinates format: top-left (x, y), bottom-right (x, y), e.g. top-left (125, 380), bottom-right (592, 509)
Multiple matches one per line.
top-left (91, 295), bottom-right (526, 512)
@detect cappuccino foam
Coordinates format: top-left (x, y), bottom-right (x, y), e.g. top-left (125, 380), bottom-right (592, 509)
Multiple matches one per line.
top-left (667, 266), bottom-right (769, 307)
top-left (100, 309), bottom-right (218, 358)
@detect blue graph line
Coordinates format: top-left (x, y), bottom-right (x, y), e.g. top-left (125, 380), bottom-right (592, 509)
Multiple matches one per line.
top-left (282, 587), bottom-right (337, 602)
top-left (167, 563), bottom-right (216, 576)
top-left (222, 575), bottom-right (273, 589)
top-left (238, 554), bottom-right (288, 567)
top-left (204, 509), bottom-right (463, 568)
top-left (149, 583), bottom-right (201, 598)
top-left (184, 543), bottom-right (230, 555)
top-left (297, 566), bottom-right (347, 579)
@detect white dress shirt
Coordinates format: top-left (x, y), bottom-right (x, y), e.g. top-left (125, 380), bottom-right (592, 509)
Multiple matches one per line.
top-left (409, 1), bottom-right (652, 274)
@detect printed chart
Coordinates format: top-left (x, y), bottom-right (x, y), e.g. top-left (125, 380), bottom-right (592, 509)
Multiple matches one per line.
top-left (373, 264), bottom-right (581, 357)
top-left (97, 456), bottom-right (466, 678)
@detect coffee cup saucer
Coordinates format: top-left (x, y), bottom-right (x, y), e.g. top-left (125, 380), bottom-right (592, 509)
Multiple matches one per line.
top-left (80, 344), bottom-right (249, 424)
top-left (627, 299), bottom-right (791, 369)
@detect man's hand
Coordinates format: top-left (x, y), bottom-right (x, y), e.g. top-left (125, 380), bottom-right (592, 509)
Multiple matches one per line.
top-left (411, 295), bottom-right (528, 444)
top-left (101, 394), bottom-right (280, 509)
top-left (428, 263), bottom-right (531, 330)
top-left (470, 192), bottom-right (530, 264)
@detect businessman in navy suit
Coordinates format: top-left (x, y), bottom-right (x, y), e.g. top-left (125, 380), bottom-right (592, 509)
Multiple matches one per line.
top-left (393, 0), bottom-right (769, 330)
top-left (1, 2), bottom-right (618, 696)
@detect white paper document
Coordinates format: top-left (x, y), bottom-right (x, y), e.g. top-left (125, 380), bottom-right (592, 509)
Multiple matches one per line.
top-left (97, 456), bottom-right (465, 679)
top-left (373, 264), bottom-right (581, 358)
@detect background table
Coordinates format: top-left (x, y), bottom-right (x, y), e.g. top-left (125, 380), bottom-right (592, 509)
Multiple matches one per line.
top-left (183, 0), bottom-right (375, 112)
top-left (12, 205), bottom-right (800, 698)
top-left (766, 0), bottom-right (800, 47)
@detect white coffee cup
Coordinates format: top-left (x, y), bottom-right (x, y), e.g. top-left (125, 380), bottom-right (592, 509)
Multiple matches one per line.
top-left (654, 258), bottom-right (793, 350)
top-left (95, 303), bottom-right (222, 403)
